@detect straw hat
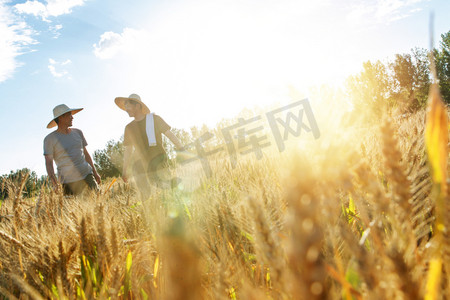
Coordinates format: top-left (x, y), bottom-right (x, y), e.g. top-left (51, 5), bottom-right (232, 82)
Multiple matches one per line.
top-left (114, 94), bottom-right (150, 114)
top-left (47, 104), bottom-right (83, 129)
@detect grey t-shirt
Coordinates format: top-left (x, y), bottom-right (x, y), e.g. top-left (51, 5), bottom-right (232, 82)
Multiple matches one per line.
top-left (43, 128), bottom-right (92, 183)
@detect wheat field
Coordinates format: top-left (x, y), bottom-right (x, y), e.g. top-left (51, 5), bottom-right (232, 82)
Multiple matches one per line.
top-left (0, 85), bottom-right (448, 299)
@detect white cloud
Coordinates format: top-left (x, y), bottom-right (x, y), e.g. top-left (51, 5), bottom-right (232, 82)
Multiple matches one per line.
top-left (15, 0), bottom-right (86, 21)
top-left (46, 0), bottom-right (85, 16)
top-left (376, 0), bottom-right (425, 19)
top-left (346, 0), bottom-right (428, 26)
top-left (0, 2), bottom-right (37, 82)
top-left (93, 28), bottom-right (146, 59)
top-left (14, 0), bottom-right (46, 17)
top-left (60, 58), bottom-right (71, 65)
top-left (0, 0), bottom-right (84, 83)
top-left (49, 24), bottom-right (62, 38)
top-left (48, 57), bottom-right (71, 78)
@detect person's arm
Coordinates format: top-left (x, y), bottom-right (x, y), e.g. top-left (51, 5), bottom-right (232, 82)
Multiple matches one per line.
top-left (83, 147), bottom-right (101, 184)
top-left (122, 146), bottom-right (133, 183)
top-left (45, 155), bottom-right (58, 189)
top-left (164, 130), bottom-right (184, 150)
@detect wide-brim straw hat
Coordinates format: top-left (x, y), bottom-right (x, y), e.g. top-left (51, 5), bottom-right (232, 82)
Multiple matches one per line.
top-left (47, 104), bottom-right (83, 129)
top-left (114, 93), bottom-right (150, 114)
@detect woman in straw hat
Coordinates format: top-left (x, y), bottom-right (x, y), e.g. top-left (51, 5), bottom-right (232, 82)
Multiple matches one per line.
top-left (43, 104), bottom-right (101, 195)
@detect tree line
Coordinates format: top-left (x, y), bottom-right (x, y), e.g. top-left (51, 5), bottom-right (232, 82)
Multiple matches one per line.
top-left (1, 30), bottom-right (449, 198)
top-left (346, 30), bottom-right (450, 121)
top-left (0, 169), bottom-right (47, 199)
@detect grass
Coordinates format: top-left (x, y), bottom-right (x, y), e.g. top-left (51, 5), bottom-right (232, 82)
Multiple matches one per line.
top-left (0, 88), bottom-right (448, 299)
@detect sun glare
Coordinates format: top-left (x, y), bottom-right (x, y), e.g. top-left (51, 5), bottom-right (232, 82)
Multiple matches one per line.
top-left (105, 0), bottom-right (356, 131)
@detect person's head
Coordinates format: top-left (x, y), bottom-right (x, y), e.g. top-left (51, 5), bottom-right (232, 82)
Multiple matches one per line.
top-left (55, 111), bottom-right (73, 128)
top-left (47, 104), bottom-right (83, 129)
top-left (114, 94), bottom-right (150, 118)
top-left (124, 99), bottom-right (143, 118)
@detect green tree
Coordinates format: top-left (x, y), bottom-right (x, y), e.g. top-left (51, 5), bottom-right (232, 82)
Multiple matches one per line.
top-left (435, 30), bottom-right (450, 103)
top-left (93, 139), bottom-right (124, 179)
top-left (346, 60), bottom-right (394, 121)
top-left (163, 127), bottom-right (194, 159)
top-left (390, 48), bottom-right (430, 109)
top-left (0, 168), bottom-right (44, 199)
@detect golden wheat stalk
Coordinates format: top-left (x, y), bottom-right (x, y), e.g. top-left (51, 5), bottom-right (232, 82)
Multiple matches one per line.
top-left (423, 83), bottom-right (449, 300)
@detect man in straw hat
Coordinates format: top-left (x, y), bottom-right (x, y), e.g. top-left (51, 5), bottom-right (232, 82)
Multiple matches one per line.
top-left (115, 93), bottom-right (184, 196)
top-left (43, 104), bottom-right (101, 195)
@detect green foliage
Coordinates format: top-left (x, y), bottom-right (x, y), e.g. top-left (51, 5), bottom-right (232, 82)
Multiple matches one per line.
top-left (163, 127), bottom-right (194, 159)
top-left (0, 168), bottom-right (46, 198)
top-left (435, 31), bottom-right (450, 104)
top-left (345, 261), bottom-right (361, 296)
top-left (346, 60), bottom-right (394, 121)
top-left (346, 30), bottom-right (450, 117)
top-left (140, 288), bottom-right (149, 300)
top-left (79, 254), bottom-right (101, 296)
top-left (123, 251), bottom-right (133, 298)
top-left (391, 48), bottom-right (430, 109)
top-left (93, 139), bottom-right (124, 179)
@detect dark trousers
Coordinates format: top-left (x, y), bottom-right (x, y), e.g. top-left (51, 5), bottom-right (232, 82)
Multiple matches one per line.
top-left (133, 153), bottom-right (184, 199)
top-left (63, 174), bottom-right (98, 196)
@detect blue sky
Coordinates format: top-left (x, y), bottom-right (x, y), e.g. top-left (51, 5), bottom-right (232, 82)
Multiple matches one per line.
top-left (1, 0), bottom-right (449, 176)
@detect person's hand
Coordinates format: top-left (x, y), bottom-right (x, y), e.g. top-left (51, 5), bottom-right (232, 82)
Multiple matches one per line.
top-left (93, 172), bottom-right (101, 184)
top-left (50, 175), bottom-right (60, 192)
top-left (122, 172), bottom-right (128, 183)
